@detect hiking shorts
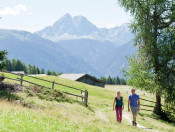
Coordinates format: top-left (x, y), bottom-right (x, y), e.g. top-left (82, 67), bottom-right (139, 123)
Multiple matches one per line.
top-left (130, 106), bottom-right (138, 115)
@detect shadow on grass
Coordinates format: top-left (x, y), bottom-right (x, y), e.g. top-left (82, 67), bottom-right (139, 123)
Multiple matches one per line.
top-left (0, 82), bottom-right (22, 101)
top-left (139, 112), bottom-right (175, 126)
top-left (0, 90), bottom-right (21, 101)
top-left (153, 112), bottom-right (175, 126)
top-left (87, 106), bottom-right (95, 113)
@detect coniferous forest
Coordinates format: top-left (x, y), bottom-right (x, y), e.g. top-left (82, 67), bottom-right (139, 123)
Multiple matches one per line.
top-left (2, 58), bottom-right (126, 85)
top-left (2, 59), bottom-right (62, 76)
top-left (100, 76), bottom-right (126, 85)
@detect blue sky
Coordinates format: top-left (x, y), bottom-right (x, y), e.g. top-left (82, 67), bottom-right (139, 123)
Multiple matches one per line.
top-left (0, 0), bottom-right (131, 32)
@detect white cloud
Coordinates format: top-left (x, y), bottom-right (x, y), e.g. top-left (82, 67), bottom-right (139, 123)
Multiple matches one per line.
top-left (0, 5), bottom-right (28, 16)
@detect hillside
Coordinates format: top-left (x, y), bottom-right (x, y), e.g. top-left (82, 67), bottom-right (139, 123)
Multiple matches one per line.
top-left (0, 73), bottom-right (174, 131)
top-left (99, 42), bottom-right (136, 76)
top-left (57, 39), bottom-right (117, 72)
top-left (57, 39), bottom-right (136, 77)
top-left (0, 29), bottom-right (99, 76)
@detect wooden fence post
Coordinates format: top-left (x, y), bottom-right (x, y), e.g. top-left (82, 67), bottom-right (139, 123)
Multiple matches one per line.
top-left (52, 81), bottom-right (55, 89)
top-left (81, 90), bottom-right (83, 103)
top-left (84, 89), bottom-right (88, 107)
top-left (20, 74), bottom-right (23, 86)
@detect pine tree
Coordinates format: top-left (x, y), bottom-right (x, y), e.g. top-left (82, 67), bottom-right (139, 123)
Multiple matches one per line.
top-left (107, 76), bottom-right (112, 84)
top-left (15, 60), bottom-right (23, 71)
top-left (51, 71), bottom-right (57, 76)
top-left (41, 68), bottom-right (45, 74)
top-left (22, 62), bottom-right (27, 74)
top-left (112, 77), bottom-right (116, 84)
top-left (116, 76), bottom-right (120, 85)
top-left (37, 67), bottom-right (40, 74)
top-left (11, 59), bottom-right (17, 71)
top-left (27, 64), bottom-right (32, 74)
top-left (120, 78), bottom-right (126, 85)
top-left (2, 59), bottom-right (12, 71)
top-left (57, 72), bottom-right (63, 76)
top-left (0, 50), bottom-right (8, 70)
top-left (47, 70), bottom-right (51, 75)
top-left (32, 65), bottom-right (38, 74)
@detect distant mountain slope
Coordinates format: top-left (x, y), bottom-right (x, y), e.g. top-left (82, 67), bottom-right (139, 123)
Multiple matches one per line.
top-left (35, 14), bottom-right (133, 47)
top-left (57, 39), bottom-right (117, 72)
top-left (99, 42), bottom-right (137, 77)
top-left (0, 29), bottom-right (99, 76)
top-left (57, 39), bottom-right (136, 77)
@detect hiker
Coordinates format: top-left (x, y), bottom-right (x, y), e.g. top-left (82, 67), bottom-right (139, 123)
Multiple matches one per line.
top-left (113, 91), bottom-right (124, 123)
top-left (128, 89), bottom-right (140, 126)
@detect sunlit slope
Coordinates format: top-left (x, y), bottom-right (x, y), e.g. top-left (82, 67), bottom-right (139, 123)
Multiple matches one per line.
top-left (0, 72), bottom-right (175, 131)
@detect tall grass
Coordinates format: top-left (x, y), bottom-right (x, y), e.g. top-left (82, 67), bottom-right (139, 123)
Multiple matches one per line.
top-left (0, 72), bottom-right (174, 131)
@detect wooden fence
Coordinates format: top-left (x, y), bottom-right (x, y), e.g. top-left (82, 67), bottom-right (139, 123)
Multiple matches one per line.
top-left (140, 98), bottom-right (175, 114)
top-left (140, 98), bottom-right (156, 112)
top-left (0, 70), bottom-right (88, 107)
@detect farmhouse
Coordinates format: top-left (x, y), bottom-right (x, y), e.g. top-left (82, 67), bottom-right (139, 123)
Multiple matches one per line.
top-left (59, 74), bottom-right (105, 87)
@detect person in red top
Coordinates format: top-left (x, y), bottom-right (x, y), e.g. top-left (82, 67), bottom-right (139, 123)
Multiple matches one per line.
top-left (113, 91), bottom-right (124, 123)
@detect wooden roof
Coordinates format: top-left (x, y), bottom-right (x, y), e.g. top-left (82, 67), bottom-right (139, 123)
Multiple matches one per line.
top-left (59, 73), bottom-right (105, 83)
top-left (59, 74), bottom-right (86, 81)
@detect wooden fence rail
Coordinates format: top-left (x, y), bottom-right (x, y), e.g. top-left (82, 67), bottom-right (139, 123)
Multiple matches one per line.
top-left (3, 71), bottom-right (85, 92)
top-left (140, 98), bottom-right (175, 114)
top-left (140, 109), bottom-right (153, 112)
top-left (0, 70), bottom-right (22, 76)
top-left (24, 74), bottom-right (85, 92)
top-left (140, 98), bottom-right (156, 112)
top-left (0, 76), bottom-right (20, 82)
top-left (140, 98), bottom-right (156, 104)
top-left (0, 71), bottom-right (88, 107)
top-left (140, 104), bottom-right (154, 108)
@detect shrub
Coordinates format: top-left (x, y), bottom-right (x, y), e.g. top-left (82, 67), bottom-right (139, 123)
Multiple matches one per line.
top-left (0, 73), bottom-right (5, 82)
top-left (25, 85), bottom-right (70, 102)
top-left (0, 90), bottom-right (21, 101)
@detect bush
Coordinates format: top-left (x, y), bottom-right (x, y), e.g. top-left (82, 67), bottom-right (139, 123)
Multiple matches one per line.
top-left (0, 73), bottom-right (5, 82)
top-left (25, 85), bottom-right (70, 102)
top-left (0, 90), bottom-right (21, 101)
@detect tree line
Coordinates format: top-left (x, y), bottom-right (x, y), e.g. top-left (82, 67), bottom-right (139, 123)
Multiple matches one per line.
top-left (100, 76), bottom-right (126, 85)
top-left (2, 59), bottom-right (62, 76)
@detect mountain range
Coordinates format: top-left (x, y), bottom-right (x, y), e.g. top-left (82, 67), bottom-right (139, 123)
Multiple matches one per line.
top-left (0, 13), bottom-right (136, 77)
top-left (35, 13), bottom-right (133, 47)
top-left (0, 29), bottom-right (99, 75)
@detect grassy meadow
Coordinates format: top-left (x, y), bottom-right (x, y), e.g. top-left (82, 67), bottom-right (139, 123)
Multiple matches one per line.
top-left (0, 72), bottom-right (174, 132)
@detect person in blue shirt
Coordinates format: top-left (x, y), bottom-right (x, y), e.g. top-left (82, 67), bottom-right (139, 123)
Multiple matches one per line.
top-left (128, 89), bottom-right (140, 126)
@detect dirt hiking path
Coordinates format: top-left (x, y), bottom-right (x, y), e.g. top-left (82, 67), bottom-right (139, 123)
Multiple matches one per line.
top-left (96, 107), bottom-right (159, 132)
top-left (123, 111), bottom-right (159, 132)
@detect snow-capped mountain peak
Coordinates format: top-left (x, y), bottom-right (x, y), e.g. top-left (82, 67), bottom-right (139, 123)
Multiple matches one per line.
top-left (35, 13), bottom-right (133, 47)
